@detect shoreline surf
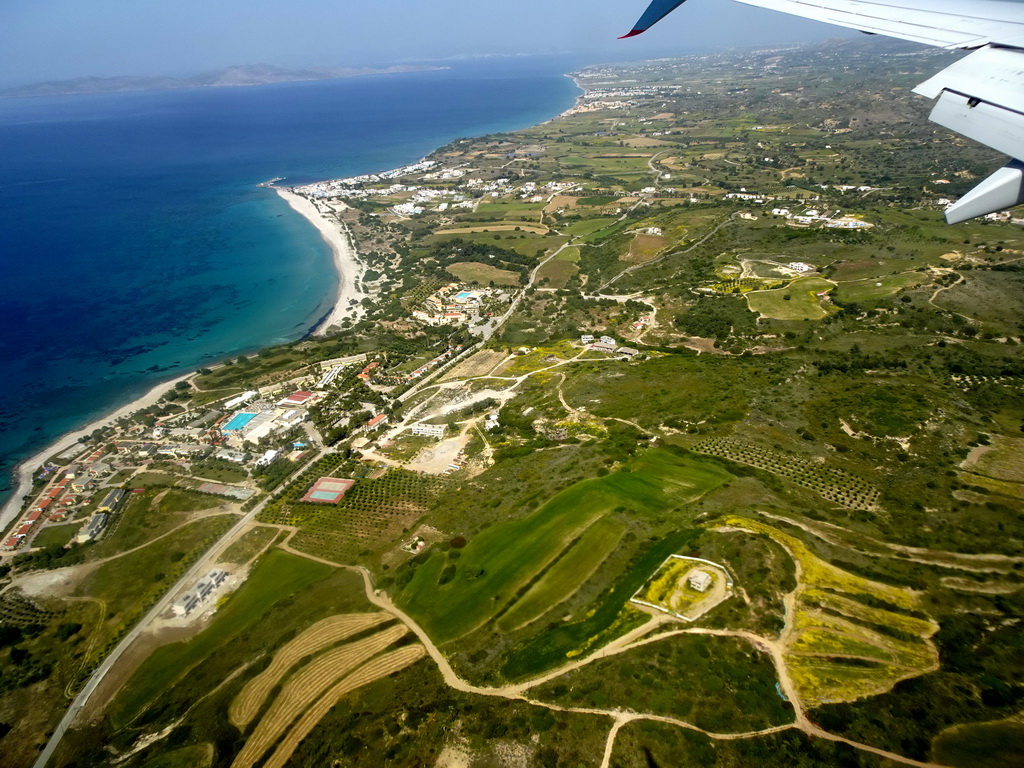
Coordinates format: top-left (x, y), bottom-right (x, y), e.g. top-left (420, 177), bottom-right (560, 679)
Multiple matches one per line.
top-left (0, 61), bottom-right (580, 536)
top-left (273, 187), bottom-right (367, 336)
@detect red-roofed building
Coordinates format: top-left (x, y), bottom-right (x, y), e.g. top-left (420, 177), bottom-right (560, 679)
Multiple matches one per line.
top-left (3, 537), bottom-right (20, 550)
top-left (25, 509), bottom-right (42, 523)
top-left (37, 498), bottom-right (52, 511)
top-left (15, 524), bottom-right (32, 538)
top-left (357, 362), bottom-right (380, 381)
top-left (279, 390), bottom-right (314, 406)
top-left (366, 414), bottom-right (389, 431)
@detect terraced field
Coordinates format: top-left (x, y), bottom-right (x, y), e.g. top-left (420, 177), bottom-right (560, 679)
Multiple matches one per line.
top-left (231, 623), bottom-right (414, 768)
top-left (229, 612), bottom-right (391, 727)
top-left (722, 517), bottom-right (939, 705)
top-left (259, 645), bottom-right (425, 768)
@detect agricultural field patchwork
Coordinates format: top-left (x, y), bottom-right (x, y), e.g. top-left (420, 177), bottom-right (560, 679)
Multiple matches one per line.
top-left (230, 623), bottom-right (421, 768)
top-left (260, 468), bottom-right (445, 561)
top-left (18, 42), bottom-right (1024, 768)
top-left (399, 449), bottom-right (731, 644)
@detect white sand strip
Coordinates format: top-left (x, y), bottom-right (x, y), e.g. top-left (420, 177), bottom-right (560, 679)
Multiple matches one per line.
top-left (2, 190), bottom-right (365, 532)
top-left (274, 188), bottom-right (365, 336)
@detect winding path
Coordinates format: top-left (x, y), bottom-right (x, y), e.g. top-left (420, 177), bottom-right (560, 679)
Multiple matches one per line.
top-left (275, 536), bottom-right (947, 768)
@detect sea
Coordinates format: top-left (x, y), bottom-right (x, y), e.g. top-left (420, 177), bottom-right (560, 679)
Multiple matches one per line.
top-left (0, 57), bottom-right (582, 515)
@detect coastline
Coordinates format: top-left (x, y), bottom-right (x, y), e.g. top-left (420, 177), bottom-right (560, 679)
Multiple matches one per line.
top-left (1, 65), bottom-right (571, 539)
top-left (0, 372), bottom-right (192, 532)
top-left (273, 187), bottom-right (366, 336)
top-left (1, 188), bottom-right (365, 533)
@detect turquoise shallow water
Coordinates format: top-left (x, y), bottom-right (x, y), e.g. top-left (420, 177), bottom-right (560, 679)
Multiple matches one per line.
top-left (0, 57), bottom-right (581, 509)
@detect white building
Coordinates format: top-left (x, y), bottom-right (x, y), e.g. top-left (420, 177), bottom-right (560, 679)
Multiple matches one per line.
top-left (411, 423), bottom-right (447, 439)
top-left (224, 391), bottom-right (258, 410)
top-left (256, 450), bottom-right (279, 467)
top-left (689, 570), bottom-right (713, 593)
top-left (172, 569), bottom-right (229, 617)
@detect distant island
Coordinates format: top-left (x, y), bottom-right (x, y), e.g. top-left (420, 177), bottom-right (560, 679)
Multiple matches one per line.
top-left (0, 63), bottom-right (448, 99)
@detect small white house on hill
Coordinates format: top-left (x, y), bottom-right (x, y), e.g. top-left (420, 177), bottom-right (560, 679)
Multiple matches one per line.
top-left (689, 570), bottom-right (713, 593)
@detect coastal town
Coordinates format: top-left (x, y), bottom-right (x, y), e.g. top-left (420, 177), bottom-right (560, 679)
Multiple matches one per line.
top-left (1, 39), bottom-right (1023, 768)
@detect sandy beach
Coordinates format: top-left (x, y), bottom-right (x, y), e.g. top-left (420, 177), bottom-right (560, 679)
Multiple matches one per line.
top-left (0, 372), bottom-right (192, 533)
top-left (2, 190), bottom-right (365, 534)
top-left (274, 187), bottom-right (366, 335)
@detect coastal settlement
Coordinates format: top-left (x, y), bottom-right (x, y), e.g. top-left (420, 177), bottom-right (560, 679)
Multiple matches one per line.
top-left (1, 39), bottom-right (1023, 768)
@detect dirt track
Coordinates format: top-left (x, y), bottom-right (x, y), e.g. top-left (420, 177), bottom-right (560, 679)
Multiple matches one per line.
top-left (276, 536), bottom-right (946, 768)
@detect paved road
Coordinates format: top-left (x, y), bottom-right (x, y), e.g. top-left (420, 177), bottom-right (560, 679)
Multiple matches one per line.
top-left (30, 464), bottom-right (313, 768)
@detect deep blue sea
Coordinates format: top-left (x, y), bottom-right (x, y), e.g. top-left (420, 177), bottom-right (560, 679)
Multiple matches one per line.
top-left (0, 57), bottom-right (581, 512)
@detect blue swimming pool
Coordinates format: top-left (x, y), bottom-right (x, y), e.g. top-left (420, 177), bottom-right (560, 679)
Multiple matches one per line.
top-left (223, 412), bottom-right (257, 431)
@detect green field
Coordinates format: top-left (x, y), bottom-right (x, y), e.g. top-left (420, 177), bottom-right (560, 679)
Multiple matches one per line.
top-left (219, 526), bottom-right (280, 565)
top-left (447, 262), bottom-right (521, 286)
top-left (75, 516), bottom-right (234, 616)
top-left (967, 436), bottom-right (1024, 484)
top-left (934, 271), bottom-right (1024, 333)
top-left (31, 523), bottom-right (78, 549)
top-left (533, 633), bottom-right (791, 732)
top-left (422, 231), bottom-right (566, 259)
top-left (562, 218), bottom-right (618, 237)
top-left (932, 720), bottom-right (1024, 768)
top-left (84, 488), bottom-right (224, 561)
top-left (142, 745), bottom-right (213, 768)
top-left (189, 464), bottom-right (247, 484)
top-left (562, 354), bottom-right (753, 430)
top-left (537, 258), bottom-right (578, 288)
top-left (398, 449), bottom-right (732, 644)
top-left (496, 516), bottom-right (625, 632)
top-left (746, 277), bottom-right (836, 320)
top-left (833, 272), bottom-right (927, 303)
top-left (108, 549), bottom-right (337, 727)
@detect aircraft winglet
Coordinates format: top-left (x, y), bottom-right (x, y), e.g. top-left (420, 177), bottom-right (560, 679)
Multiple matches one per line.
top-left (621, 0), bottom-right (691, 38)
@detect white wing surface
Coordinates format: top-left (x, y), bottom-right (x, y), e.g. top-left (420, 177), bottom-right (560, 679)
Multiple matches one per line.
top-left (734, 0), bottom-right (1024, 49)
top-left (624, 0), bottom-right (1024, 222)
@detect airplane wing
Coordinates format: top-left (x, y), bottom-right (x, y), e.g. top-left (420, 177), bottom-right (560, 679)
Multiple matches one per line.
top-left (623, 0), bottom-right (1024, 223)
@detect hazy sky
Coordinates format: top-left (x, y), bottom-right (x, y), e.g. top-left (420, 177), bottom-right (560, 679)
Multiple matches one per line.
top-left (0, 0), bottom-right (855, 85)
